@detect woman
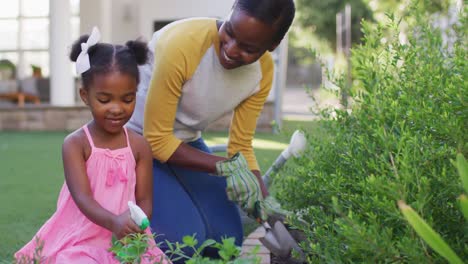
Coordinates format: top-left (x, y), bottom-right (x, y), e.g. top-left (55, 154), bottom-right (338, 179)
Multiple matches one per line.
top-left (127, 0), bottom-right (295, 260)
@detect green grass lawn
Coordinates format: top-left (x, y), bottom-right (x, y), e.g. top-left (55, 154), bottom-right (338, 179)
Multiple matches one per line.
top-left (0, 120), bottom-right (316, 261)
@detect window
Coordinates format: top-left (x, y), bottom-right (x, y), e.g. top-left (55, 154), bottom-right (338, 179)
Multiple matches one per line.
top-left (0, 0), bottom-right (80, 79)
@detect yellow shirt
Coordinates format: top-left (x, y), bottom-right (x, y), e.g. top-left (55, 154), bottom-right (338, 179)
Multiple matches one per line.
top-left (128, 18), bottom-right (274, 171)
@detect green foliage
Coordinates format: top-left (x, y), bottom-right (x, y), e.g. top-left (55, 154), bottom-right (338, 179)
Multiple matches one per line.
top-left (457, 153), bottom-right (468, 194)
top-left (289, 0), bottom-right (454, 66)
top-left (13, 233), bottom-right (260, 264)
top-left (368, 0), bottom-right (451, 20)
top-left (109, 233), bottom-right (153, 264)
top-left (398, 154), bottom-right (468, 264)
top-left (163, 235), bottom-right (260, 264)
top-left (293, 0), bottom-right (452, 49)
top-left (294, 0), bottom-right (374, 49)
top-left (108, 233), bottom-right (261, 264)
top-left (399, 201), bottom-right (464, 264)
top-left (274, 3), bottom-right (467, 263)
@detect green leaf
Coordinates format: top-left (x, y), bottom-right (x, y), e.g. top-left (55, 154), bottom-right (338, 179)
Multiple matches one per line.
top-left (111, 235), bottom-right (118, 245)
top-left (398, 201), bottom-right (464, 264)
top-left (165, 239), bottom-right (174, 251)
top-left (459, 195), bottom-right (468, 221)
top-left (182, 235), bottom-right (198, 248)
top-left (196, 239), bottom-right (217, 255)
top-left (456, 154), bottom-right (468, 194)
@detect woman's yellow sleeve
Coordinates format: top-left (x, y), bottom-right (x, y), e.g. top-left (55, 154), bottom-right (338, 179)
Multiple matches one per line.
top-left (227, 53), bottom-right (274, 171)
top-left (143, 41), bottom-right (188, 162)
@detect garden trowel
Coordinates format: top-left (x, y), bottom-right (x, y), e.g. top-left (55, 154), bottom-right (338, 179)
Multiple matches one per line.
top-left (258, 220), bottom-right (305, 262)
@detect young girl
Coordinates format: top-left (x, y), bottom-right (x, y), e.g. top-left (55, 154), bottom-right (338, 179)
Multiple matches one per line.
top-left (15, 27), bottom-right (169, 264)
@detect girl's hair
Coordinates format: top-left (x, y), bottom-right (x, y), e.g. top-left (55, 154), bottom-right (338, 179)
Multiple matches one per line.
top-left (69, 35), bottom-right (148, 89)
top-left (233, 0), bottom-right (295, 43)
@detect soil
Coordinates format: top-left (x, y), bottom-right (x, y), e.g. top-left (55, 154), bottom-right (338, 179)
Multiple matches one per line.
top-left (271, 253), bottom-right (308, 264)
top-left (271, 254), bottom-right (294, 264)
top-left (267, 215), bottom-right (308, 264)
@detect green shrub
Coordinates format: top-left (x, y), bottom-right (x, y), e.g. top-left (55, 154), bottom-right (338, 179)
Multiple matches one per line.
top-left (109, 233), bottom-right (153, 264)
top-left (109, 233), bottom-right (260, 264)
top-left (274, 3), bottom-right (467, 263)
top-left (14, 234), bottom-right (259, 264)
top-left (398, 154), bottom-right (467, 264)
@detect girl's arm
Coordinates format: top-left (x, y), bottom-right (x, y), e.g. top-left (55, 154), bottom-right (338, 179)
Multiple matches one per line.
top-left (133, 134), bottom-right (153, 219)
top-left (62, 132), bottom-right (140, 238)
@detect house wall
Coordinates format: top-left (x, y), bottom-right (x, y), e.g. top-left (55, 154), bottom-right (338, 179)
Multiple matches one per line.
top-left (139, 0), bottom-right (234, 39)
top-left (80, 0), bottom-right (234, 42)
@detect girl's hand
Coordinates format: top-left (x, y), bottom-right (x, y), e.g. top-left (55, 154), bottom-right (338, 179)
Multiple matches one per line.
top-left (112, 210), bottom-right (142, 239)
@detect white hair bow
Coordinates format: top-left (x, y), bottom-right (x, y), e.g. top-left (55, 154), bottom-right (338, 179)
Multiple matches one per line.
top-left (75, 27), bottom-right (101, 74)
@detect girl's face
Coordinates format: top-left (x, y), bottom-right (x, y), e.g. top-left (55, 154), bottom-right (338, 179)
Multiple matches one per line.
top-left (80, 72), bottom-right (137, 134)
top-left (218, 9), bottom-right (279, 70)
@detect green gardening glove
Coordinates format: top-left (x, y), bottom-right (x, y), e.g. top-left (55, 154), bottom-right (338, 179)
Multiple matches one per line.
top-left (216, 152), bottom-right (264, 219)
top-left (256, 195), bottom-right (291, 221)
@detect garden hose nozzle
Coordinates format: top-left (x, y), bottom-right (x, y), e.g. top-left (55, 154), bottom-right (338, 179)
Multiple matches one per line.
top-left (128, 201), bottom-right (150, 230)
top-left (262, 130), bottom-right (307, 187)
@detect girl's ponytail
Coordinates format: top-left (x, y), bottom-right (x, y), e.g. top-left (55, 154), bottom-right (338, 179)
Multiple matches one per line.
top-left (69, 28), bottom-right (148, 88)
top-left (70, 35), bottom-right (91, 62)
top-left (125, 40), bottom-right (148, 65)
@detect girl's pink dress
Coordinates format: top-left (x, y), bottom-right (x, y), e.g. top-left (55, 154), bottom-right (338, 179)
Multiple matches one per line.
top-left (15, 125), bottom-right (169, 264)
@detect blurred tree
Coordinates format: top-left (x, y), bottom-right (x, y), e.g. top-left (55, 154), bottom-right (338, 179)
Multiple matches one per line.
top-left (419, 0), bottom-right (451, 13)
top-left (293, 0), bottom-right (451, 52)
top-left (287, 0), bottom-right (454, 68)
top-left (368, 0), bottom-right (451, 21)
top-left (294, 0), bottom-right (374, 50)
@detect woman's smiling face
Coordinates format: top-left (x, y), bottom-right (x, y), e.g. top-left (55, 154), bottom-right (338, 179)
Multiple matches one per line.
top-left (218, 9), bottom-right (279, 70)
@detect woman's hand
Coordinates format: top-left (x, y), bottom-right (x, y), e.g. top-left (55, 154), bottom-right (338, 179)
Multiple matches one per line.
top-left (112, 210), bottom-right (142, 239)
top-left (252, 170), bottom-right (269, 198)
top-left (215, 152), bottom-right (265, 219)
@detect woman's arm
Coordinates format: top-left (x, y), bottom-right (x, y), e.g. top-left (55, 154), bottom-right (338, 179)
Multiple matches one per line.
top-left (166, 143), bottom-right (226, 173)
top-left (227, 53), bottom-right (275, 197)
top-left (133, 133), bottom-right (154, 219)
top-left (143, 52), bottom-right (227, 172)
top-left (62, 132), bottom-right (140, 238)
top-left (143, 23), bottom-right (228, 172)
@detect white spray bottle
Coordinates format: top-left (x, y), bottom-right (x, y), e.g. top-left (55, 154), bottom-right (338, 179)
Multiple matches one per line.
top-left (128, 201), bottom-right (150, 230)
